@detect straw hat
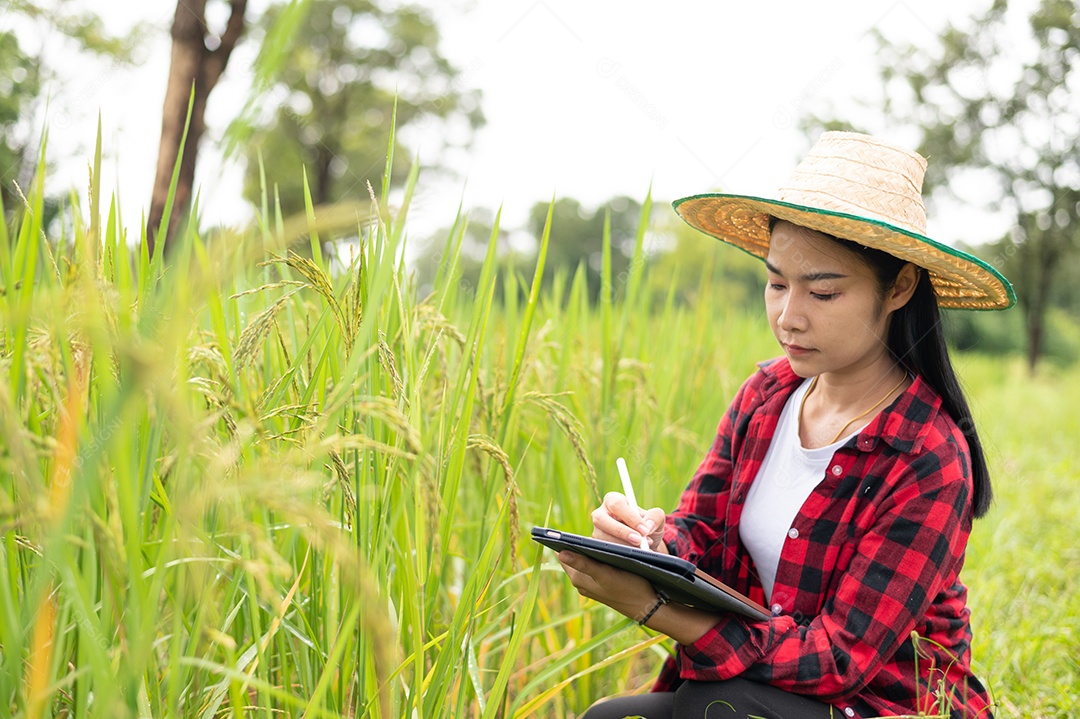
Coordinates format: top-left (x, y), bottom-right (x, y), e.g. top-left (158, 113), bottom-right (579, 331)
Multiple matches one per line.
top-left (673, 131), bottom-right (1015, 310)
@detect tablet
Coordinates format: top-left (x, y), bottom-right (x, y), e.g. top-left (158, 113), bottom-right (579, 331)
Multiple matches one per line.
top-left (532, 526), bottom-right (770, 621)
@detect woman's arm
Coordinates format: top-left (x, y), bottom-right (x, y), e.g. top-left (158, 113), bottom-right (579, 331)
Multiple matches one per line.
top-left (559, 374), bottom-right (766, 640)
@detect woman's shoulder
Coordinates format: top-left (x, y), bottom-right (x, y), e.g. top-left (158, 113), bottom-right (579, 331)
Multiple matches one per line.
top-left (725, 356), bottom-right (802, 414)
top-left (878, 374), bottom-right (973, 481)
top-left (892, 375), bottom-right (968, 443)
top-left (746, 355), bottom-right (800, 391)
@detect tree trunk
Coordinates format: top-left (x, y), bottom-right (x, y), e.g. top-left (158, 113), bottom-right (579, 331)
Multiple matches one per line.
top-left (147, 0), bottom-right (248, 258)
top-left (1025, 233), bottom-right (1058, 375)
top-left (1026, 300), bottom-right (1043, 375)
top-left (315, 141), bottom-right (334, 206)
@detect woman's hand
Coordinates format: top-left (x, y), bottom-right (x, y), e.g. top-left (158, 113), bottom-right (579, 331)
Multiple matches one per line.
top-left (592, 492), bottom-right (668, 553)
top-left (557, 550), bottom-right (658, 621)
top-left (557, 550), bottom-right (723, 644)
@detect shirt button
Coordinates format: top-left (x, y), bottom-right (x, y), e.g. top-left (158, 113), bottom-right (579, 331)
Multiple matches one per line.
top-left (844, 708), bottom-right (855, 717)
top-left (858, 437), bottom-right (873, 450)
top-left (787, 527), bottom-right (799, 539)
top-left (771, 603), bottom-right (783, 615)
top-left (831, 464), bottom-right (843, 476)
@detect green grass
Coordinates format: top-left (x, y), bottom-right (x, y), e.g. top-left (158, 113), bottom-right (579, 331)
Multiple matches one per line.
top-left (957, 357), bottom-right (1080, 718)
top-left (0, 132), bottom-right (1076, 718)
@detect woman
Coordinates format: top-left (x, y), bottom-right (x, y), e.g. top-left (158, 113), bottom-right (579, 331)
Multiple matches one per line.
top-left (558, 132), bottom-right (1012, 719)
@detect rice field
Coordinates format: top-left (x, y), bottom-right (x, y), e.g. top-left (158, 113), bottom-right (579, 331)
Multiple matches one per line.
top-left (1, 135), bottom-right (1077, 718)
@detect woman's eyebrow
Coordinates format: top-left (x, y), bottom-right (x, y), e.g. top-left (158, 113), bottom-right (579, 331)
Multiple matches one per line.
top-left (764, 259), bottom-right (848, 282)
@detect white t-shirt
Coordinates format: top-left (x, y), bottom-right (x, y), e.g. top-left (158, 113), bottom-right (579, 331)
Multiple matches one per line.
top-left (739, 378), bottom-right (861, 602)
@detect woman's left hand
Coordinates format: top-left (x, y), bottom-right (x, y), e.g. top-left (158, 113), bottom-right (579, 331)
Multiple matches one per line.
top-left (557, 550), bottom-right (658, 623)
top-left (557, 550), bottom-right (726, 645)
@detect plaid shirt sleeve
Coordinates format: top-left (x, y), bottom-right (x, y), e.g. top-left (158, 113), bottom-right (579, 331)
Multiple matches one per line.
top-left (657, 360), bottom-right (991, 719)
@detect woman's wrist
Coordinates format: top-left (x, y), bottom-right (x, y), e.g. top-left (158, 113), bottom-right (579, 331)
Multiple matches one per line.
top-left (637, 589), bottom-right (669, 625)
top-left (640, 600), bottom-right (722, 645)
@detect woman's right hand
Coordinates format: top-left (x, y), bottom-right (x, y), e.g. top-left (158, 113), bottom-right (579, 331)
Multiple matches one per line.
top-left (591, 492), bottom-right (668, 553)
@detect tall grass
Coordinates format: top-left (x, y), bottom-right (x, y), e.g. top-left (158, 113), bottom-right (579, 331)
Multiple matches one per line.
top-left (957, 356), bottom-right (1080, 718)
top-left (0, 126), bottom-right (689, 717)
top-left (1, 127), bottom-right (1076, 719)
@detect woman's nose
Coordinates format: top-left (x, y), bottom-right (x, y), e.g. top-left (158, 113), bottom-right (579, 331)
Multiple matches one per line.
top-left (777, 296), bottom-right (807, 332)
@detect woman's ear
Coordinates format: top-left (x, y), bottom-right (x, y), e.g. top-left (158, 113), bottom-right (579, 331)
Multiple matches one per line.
top-left (885, 263), bottom-right (920, 312)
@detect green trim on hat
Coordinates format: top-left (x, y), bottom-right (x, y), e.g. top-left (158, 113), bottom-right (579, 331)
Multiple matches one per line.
top-left (672, 193), bottom-right (1016, 311)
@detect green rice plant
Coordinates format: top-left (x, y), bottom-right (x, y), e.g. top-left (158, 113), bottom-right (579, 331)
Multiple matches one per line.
top-left (2, 116), bottom-right (1076, 719)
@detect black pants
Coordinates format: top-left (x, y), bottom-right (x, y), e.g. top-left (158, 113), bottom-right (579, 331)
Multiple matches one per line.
top-left (580, 677), bottom-right (838, 719)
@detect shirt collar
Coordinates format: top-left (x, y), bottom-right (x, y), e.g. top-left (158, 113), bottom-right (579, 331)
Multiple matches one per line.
top-left (756, 356), bottom-right (946, 454)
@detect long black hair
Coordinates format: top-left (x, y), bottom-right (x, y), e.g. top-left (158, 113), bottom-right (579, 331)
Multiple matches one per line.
top-left (768, 218), bottom-right (993, 518)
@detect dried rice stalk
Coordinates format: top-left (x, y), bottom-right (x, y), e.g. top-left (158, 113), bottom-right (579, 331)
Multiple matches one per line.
top-left (414, 327), bottom-right (444, 394)
top-left (324, 449), bottom-right (357, 529)
top-left (314, 433), bottom-right (418, 460)
top-left (521, 391), bottom-right (599, 502)
top-left (415, 303), bottom-right (466, 348)
top-left (349, 396), bottom-right (422, 454)
top-left (467, 433), bottom-right (520, 556)
top-left (234, 288), bottom-right (301, 370)
top-left (229, 280), bottom-right (306, 299)
top-left (616, 357), bottom-right (659, 413)
top-left (264, 252), bottom-right (353, 351)
top-left (377, 331), bottom-right (408, 410)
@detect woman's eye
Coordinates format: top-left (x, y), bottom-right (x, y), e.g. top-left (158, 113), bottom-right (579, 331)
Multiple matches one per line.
top-left (811, 292), bottom-right (837, 301)
top-left (768, 282), bottom-right (786, 291)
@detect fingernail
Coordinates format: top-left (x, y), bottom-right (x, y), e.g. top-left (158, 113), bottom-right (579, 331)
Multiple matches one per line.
top-left (628, 532), bottom-right (642, 544)
top-left (641, 520), bottom-right (655, 534)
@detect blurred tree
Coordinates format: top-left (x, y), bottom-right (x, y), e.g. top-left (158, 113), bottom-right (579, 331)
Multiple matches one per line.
top-left (148, 0), bottom-right (249, 257)
top-left (525, 195), bottom-right (642, 302)
top-left (810, 0), bottom-right (1080, 372)
top-left (242, 0), bottom-right (484, 219)
top-left (0, 31), bottom-right (42, 212)
top-left (412, 195), bottom-right (646, 306)
top-left (412, 206), bottom-right (516, 299)
top-left (649, 205), bottom-right (766, 310)
top-left (0, 2), bottom-right (140, 214)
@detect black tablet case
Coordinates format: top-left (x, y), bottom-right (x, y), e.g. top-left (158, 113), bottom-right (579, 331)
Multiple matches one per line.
top-left (532, 527), bottom-right (770, 621)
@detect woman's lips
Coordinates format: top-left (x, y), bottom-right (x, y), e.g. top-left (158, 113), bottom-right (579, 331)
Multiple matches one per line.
top-left (783, 342), bottom-right (814, 356)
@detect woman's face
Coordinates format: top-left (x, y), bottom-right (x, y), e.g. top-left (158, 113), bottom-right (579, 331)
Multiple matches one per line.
top-left (764, 221), bottom-right (903, 379)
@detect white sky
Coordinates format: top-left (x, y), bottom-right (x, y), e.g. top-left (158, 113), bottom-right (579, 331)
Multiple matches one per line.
top-left (19, 0), bottom-right (1017, 249)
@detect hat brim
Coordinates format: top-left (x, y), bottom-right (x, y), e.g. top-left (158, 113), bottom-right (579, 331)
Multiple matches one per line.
top-left (673, 194), bottom-right (1016, 311)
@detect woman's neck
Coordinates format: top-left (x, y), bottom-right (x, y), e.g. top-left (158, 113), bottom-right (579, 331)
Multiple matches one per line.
top-left (798, 359), bottom-right (910, 448)
top-left (810, 361), bottom-right (908, 412)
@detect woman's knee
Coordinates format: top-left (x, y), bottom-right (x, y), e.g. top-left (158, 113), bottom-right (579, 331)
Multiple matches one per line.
top-left (580, 692), bottom-right (675, 719)
top-left (673, 678), bottom-right (835, 719)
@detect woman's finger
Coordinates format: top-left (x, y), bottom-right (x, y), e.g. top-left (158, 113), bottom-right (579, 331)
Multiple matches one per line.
top-left (592, 492), bottom-right (648, 546)
top-left (642, 507), bottom-right (667, 550)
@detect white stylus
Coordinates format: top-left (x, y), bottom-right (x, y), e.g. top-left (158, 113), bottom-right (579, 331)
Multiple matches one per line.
top-left (616, 457), bottom-right (650, 551)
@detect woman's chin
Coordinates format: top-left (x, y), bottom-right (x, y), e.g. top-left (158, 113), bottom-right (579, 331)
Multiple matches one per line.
top-left (782, 350), bottom-right (820, 375)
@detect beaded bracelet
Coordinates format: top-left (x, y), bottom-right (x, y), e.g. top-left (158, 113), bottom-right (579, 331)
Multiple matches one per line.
top-left (638, 588), bottom-right (670, 626)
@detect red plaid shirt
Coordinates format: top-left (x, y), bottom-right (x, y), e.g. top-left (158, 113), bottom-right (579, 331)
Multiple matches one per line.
top-left (655, 357), bottom-right (992, 719)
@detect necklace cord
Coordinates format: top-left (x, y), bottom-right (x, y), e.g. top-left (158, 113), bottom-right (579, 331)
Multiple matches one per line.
top-left (801, 373), bottom-right (908, 444)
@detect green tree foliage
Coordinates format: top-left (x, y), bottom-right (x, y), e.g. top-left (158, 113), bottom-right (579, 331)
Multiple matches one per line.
top-left (412, 206), bottom-right (515, 299)
top-left (0, 31), bottom-right (42, 211)
top-left (524, 195), bottom-right (643, 302)
top-left (0, 2), bottom-right (140, 213)
top-left (648, 206), bottom-right (767, 311)
top-left (414, 195), bottom-right (771, 313)
top-left (813, 0), bottom-right (1080, 371)
top-left (243, 0), bottom-right (484, 219)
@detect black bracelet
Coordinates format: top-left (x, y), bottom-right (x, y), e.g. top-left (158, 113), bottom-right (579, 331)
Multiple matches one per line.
top-left (638, 588), bottom-right (669, 626)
